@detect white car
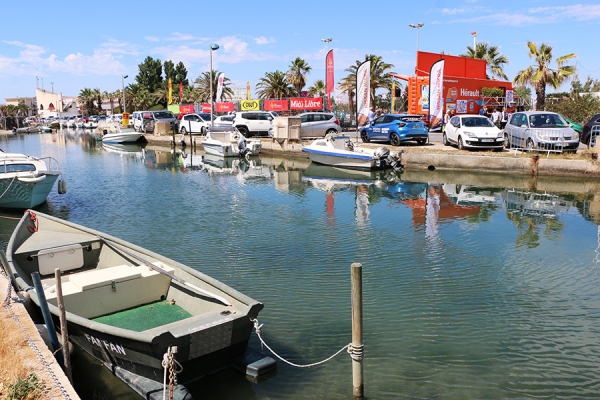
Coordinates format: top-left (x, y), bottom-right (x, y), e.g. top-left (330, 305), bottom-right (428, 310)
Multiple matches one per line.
top-left (213, 115), bottom-right (234, 126)
top-left (443, 114), bottom-right (504, 151)
top-left (232, 111), bottom-right (273, 137)
top-left (179, 113), bottom-right (213, 135)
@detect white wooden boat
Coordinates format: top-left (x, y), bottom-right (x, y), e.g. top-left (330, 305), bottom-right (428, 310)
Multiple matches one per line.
top-left (0, 150), bottom-right (64, 209)
top-left (4, 211), bottom-right (267, 398)
top-left (302, 134), bottom-right (403, 170)
top-left (96, 124), bottom-right (145, 144)
top-left (200, 127), bottom-right (262, 157)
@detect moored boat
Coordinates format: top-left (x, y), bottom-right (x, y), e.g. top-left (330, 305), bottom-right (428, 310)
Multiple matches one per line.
top-left (95, 124), bottom-right (146, 144)
top-left (3, 210), bottom-right (265, 395)
top-left (200, 127), bottom-right (262, 158)
top-left (0, 150), bottom-right (64, 209)
top-left (302, 134), bottom-right (403, 170)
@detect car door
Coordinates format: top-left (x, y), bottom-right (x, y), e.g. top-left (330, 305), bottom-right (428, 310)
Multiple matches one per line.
top-left (369, 116), bottom-right (388, 141)
top-left (446, 116), bottom-right (460, 143)
top-left (257, 113), bottom-right (271, 132)
top-left (506, 113), bottom-right (522, 147)
top-left (300, 114), bottom-right (313, 136)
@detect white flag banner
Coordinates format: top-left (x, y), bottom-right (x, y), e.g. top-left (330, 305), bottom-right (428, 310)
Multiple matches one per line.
top-left (356, 61), bottom-right (371, 127)
top-left (216, 72), bottom-right (225, 102)
top-left (428, 59), bottom-right (445, 129)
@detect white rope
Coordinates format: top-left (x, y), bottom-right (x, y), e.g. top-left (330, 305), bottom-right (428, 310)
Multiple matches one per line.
top-left (251, 318), bottom-right (352, 368)
top-left (0, 175), bottom-right (16, 199)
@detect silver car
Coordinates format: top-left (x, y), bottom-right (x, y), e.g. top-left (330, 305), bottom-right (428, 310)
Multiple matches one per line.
top-left (504, 111), bottom-right (579, 152)
top-left (298, 112), bottom-right (341, 138)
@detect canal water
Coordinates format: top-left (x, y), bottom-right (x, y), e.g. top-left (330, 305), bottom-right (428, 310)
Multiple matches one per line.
top-left (1, 131), bottom-right (600, 399)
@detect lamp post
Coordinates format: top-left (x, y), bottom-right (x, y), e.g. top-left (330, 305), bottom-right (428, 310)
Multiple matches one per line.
top-left (210, 43), bottom-right (219, 127)
top-left (121, 75), bottom-right (128, 114)
top-left (321, 37), bottom-right (332, 51)
top-left (408, 22), bottom-right (424, 73)
top-left (471, 31), bottom-right (477, 49)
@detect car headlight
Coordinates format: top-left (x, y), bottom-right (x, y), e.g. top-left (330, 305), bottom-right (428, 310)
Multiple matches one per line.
top-left (463, 131), bottom-right (476, 138)
top-left (572, 132), bottom-right (579, 141)
top-left (497, 132), bottom-right (503, 138)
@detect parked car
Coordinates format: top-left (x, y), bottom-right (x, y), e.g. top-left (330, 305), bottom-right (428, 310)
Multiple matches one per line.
top-left (232, 111), bottom-right (273, 137)
top-left (132, 111), bottom-right (177, 132)
top-left (360, 114), bottom-right (428, 146)
top-left (213, 115), bottom-right (234, 126)
top-left (179, 113), bottom-right (213, 135)
top-left (297, 112), bottom-right (340, 138)
top-left (560, 115), bottom-right (583, 135)
top-left (582, 113), bottom-right (600, 147)
top-left (443, 114), bottom-right (504, 151)
top-left (503, 111), bottom-right (579, 152)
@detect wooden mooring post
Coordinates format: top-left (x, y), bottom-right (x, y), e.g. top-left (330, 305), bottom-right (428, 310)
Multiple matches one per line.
top-left (54, 269), bottom-right (72, 384)
top-left (351, 262), bottom-right (364, 399)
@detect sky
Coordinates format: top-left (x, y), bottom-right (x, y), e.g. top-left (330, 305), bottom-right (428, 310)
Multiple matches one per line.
top-left (1, 0), bottom-right (599, 103)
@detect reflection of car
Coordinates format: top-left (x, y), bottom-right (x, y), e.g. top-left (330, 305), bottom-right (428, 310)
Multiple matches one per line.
top-left (360, 114), bottom-right (428, 146)
top-left (443, 114), bottom-right (503, 151)
top-left (297, 112), bottom-right (340, 138)
top-left (504, 111), bottom-right (579, 152)
top-left (232, 111), bottom-right (273, 137)
top-left (582, 113), bottom-right (600, 146)
top-left (179, 113), bottom-right (213, 135)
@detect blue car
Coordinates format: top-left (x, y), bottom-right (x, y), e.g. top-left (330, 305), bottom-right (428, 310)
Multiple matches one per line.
top-left (360, 114), bottom-right (428, 146)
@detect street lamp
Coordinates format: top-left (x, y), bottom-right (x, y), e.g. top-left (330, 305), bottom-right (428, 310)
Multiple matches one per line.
top-left (209, 43), bottom-right (219, 127)
top-left (122, 75), bottom-right (128, 114)
top-left (408, 22), bottom-right (424, 73)
top-left (471, 31), bottom-right (477, 49)
top-left (321, 37), bottom-right (332, 51)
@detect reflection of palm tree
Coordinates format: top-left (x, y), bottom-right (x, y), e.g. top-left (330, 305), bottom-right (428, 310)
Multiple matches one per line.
top-left (513, 42), bottom-right (576, 111)
top-left (515, 218), bottom-right (540, 249)
top-left (460, 42), bottom-right (509, 80)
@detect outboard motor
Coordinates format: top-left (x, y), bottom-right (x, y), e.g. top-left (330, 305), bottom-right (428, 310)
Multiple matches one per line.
top-left (374, 146), bottom-right (390, 160)
top-left (238, 135), bottom-right (250, 158)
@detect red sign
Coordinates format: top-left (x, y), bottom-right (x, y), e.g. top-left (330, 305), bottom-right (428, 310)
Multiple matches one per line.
top-left (180, 104), bottom-right (194, 114)
top-left (202, 103), bottom-right (211, 113)
top-left (264, 100), bottom-right (288, 111)
top-left (326, 49), bottom-right (334, 95)
top-left (179, 82), bottom-right (183, 100)
top-left (290, 97), bottom-right (323, 110)
top-left (216, 102), bottom-right (234, 112)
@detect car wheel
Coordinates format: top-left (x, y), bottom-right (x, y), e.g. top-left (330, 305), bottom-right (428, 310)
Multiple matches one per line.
top-left (417, 138), bottom-right (427, 146)
top-left (503, 133), bottom-right (510, 149)
top-left (458, 136), bottom-right (465, 150)
top-left (360, 131), bottom-right (370, 143)
top-left (390, 132), bottom-right (400, 146)
top-left (238, 126), bottom-right (249, 137)
top-left (325, 129), bottom-right (337, 136)
top-left (526, 138), bottom-right (535, 150)
top-left (180, 127), bottom-right (187, 135)
top-left (442, 132), bottom-right (449, 146)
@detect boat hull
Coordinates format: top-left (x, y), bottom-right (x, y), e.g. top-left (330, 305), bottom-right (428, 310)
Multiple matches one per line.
top-left (4, 211), bottom-right (264, 386)
top-left (303, 148), bottom-right (387, 169)
top-left (0, 172), bottom-right (60, 209)
top-left (101, 132), bottom-right (145, 144)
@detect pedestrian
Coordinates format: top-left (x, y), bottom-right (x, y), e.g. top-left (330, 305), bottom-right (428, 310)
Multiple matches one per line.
top-left (368, 109), bottom-right (375, 124)
top-left (500, 107), bottom-right (509, 129)
top-left (491, 108), bottom-right (502, 128)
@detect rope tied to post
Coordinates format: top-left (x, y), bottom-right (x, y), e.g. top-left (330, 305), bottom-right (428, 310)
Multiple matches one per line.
top-left (348, 344), bottom-right (364, 361)
top-left (251, 318), bottom-right (356, 368)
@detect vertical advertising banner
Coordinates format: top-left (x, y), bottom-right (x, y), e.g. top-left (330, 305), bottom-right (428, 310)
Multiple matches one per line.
top-left (356, 60), bottom-right (371, 127)
top-left (216, 73), bottom-right (225, 102)
top-left (179, 82), bottom-right (183, 102)
top-left (326, 49), bottom-right (334, 107)
top-left (247, 82), bottom-right (251, 100)
top-left (168, 78), bottom-right (172, 105)
top-left (428, 59), bottom-right (445, 129)
top-left (391, 79), bottom-right (396, 113)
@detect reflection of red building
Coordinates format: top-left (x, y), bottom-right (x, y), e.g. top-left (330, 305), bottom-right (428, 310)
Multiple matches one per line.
top-left (403, 186), bottom-right (481, 228)
top-left (391, 51), bottom-right (513, 116)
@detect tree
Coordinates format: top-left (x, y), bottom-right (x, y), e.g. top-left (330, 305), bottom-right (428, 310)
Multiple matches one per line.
top-left (513, 42), bottom-right (576, 111)
top-left (337, 75), bottom-right (356, 117)
top-left (545, 77), bottom-right (600, 123)
top-left (256, 71), bottom-right (295, 99)
top-left (136, 56), bottom-right (163, 93)
top-left (307, 79), bottom-right (326, 97)
top-left (193, 70), bottom-right (233, 102)
top-left (287, 57), bottom-right (312, 96)
top-left (163, 60), bottom-right (176, 82)
top-left (460, 42), bottom-right (509, 80)
top-left (174, 62), bottom-right (190, 87)
top-left (78, 88), bottom-right (95, 116)
top-left (102, 90), bottom-right (116, 114)
top-left (344, 54), bottom-right (395, 110)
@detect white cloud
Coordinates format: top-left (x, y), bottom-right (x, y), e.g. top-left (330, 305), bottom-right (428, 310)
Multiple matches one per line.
top-left (145, 36), bottom-right (160, 42)
top-left (254, 36), bottom-right (275, 45)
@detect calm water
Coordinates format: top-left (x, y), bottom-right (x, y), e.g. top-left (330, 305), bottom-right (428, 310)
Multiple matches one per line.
top-left (1, 131), bottom-right (600, 399)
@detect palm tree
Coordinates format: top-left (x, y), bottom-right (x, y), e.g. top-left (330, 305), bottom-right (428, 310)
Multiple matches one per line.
top-left (513, 41), bottom-right (576, 111)
top-left (78, 88), bottom-right (95, 116)
top-left (256, 71), bottom-right (295, 99)
top-left (460, 42), bottom-right (509, 80)
top-left (344, 54), bottom-right (394, 110)
top-left (287, 57), bottom-right (312, 96)
top-left (102, 91), bottom-right (116, 115)
top-left (307, 80), bottom-right (326, 97)
top-left (193, 70), bottom-right (233, 102)
top-left (337, 75), bottom-right (355, 117)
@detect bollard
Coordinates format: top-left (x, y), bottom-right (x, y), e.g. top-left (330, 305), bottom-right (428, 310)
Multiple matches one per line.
top-left (351, 262), bottom-right (364, 399)
top-left (55, 269), bottom-right (72, 384)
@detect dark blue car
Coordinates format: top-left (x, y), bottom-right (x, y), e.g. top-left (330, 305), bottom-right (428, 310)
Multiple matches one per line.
top-left (360, 114), bottom-right (428, 146)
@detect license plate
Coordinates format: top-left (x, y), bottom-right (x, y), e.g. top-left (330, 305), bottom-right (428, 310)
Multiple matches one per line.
top-left (481, 139), bottom-right (494, 142)
top-left (412, 125), bottom-right (420, 129)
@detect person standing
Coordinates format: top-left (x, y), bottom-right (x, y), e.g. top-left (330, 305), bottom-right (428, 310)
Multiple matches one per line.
top-left (491, 108), bottom-right (502, 128)
top-left (500, 107), bottom-right (509, 129)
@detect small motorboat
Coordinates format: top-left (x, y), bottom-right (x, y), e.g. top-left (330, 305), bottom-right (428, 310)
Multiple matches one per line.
top-left (0, 150), bottom-right (65, 209)
top-left (3, 210), bottom-right (268, 398)
top-left (200, 126), bottom-right (262, 158)
top-left (302, 134), bottom-right (403, 170)
top-left (96, 123), bottom-right (146, 144)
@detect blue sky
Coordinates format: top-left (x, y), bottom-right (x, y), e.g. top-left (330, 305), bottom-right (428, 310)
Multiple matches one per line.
top-left (1, 0), bottom-right (599, 102)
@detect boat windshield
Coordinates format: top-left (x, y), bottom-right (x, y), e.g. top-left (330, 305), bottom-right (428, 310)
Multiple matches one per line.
top-left (2, 163), bottom-right (36, 173)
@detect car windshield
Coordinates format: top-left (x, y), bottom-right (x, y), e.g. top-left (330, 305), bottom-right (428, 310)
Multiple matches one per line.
top-left (153, 112), bottom-right (174, 119)
top-left (462, 117), bottom-right (495, 128)
top-left (529, 114), bottom-right (568, 128)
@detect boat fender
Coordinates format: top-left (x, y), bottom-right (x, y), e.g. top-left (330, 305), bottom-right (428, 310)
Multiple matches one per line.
top-left (58, 179), bottom-right (67, 194)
